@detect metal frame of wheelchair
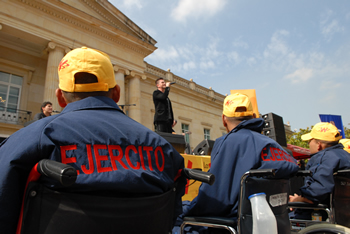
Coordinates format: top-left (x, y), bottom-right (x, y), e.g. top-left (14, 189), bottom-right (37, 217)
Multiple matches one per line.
top-left (180, 169), bottom-right (350, 234)
top-left (289, 169), bottom-right (350, 234)
top-left (180, 169), bottom-right (291, 234)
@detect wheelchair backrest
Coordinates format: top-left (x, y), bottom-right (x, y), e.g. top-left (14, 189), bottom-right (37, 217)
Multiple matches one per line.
top-left (238, 171), bottom-right (290, 234)
top-left (332, 169), bottom-right (350, 228)
top-left (19, 182), bottom-right (176, 234)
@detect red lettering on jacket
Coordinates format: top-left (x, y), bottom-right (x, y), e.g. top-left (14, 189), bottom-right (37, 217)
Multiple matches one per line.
top-left (60, 145), bottom-right (79, 175)
top-left (125, 145), bottom-right (140, 170)
top-left (94, 144), bottom-right (112, 173)
top-left (143, 146), bottom-right (154, 171)
top-left (154, 146), bottom-right (164, 171)
top-left (108, 145), bottom-right (128, 170)
top-left (81, 144), bottom-right (94, 174)
top-left (138, 146), bottom-right (146, 170)
top-left (261, 147), bottom-right (269, 161)
top-left (60, 144), bottom-right (168, 175)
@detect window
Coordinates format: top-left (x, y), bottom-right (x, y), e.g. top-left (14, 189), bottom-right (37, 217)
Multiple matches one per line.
top-left (0, 71), bottom-right (23, 122)
top-left (204, 129), bottom-right (210, 140)
top-left (181, 123), bottom-right (190, 144)
top-left (0, 71), bottom-right (23, 112)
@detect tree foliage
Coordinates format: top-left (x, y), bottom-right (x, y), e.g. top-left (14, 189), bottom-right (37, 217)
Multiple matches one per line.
top-left (287, 126), bottom-right (312, 149)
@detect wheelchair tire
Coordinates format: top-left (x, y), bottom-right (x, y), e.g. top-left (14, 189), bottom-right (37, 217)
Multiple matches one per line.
top-left (298, 223), bottom-right (350, 234)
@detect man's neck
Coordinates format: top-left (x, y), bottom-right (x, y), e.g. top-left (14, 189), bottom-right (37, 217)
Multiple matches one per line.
top-left (158, 87), bottom-right (165, 93)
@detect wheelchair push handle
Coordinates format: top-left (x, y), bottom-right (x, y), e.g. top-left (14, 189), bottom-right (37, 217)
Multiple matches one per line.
top-left (182, 168), bottom-right (215, 185)
top-left (37, 159), bottom-right (77, 186)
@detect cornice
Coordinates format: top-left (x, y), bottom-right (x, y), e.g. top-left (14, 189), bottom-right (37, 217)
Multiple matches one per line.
top-left (15, 0), bottom-right (154, 56)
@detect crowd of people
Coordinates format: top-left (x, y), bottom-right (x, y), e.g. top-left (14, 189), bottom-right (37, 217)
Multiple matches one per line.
top-left (0, 46), bottom-right (350, 233)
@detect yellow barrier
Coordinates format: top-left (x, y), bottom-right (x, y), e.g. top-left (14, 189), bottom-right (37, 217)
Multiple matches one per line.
top-left (181, 154), bottom-right (211, 201)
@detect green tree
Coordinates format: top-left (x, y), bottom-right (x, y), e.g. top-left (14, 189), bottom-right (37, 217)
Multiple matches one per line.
top-left (286, 126), bottom-right (312, 149)
top-left (344, 126), bottom-right (350, 139)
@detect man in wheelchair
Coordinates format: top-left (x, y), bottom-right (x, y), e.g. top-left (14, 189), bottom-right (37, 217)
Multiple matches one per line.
top-left (0, 47), bottom-right (186, 233)
top-left (289, 122), bottom-right (350, 221)
top-left (176, 93), bottom-right (299, 233)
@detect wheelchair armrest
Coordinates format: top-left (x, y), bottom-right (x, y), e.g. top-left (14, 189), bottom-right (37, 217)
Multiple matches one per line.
top-left (288, 202), bottom-right (329, 209)
top-left (334, 169), bottom-right (350, 176)
top-left (37, 159), bottom-right (77, 186)
top-left (295, 170), bottom-right (312, 177)
top-left (248, 169), bottom-right (275, 177)
top-left (183, 216), bottom-right (236, 227)
top-left (183, 168), bottom-right (215, 185)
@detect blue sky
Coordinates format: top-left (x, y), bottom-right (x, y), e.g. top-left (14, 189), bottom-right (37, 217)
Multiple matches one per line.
top-left (109, 0), bottom-right (350, 131)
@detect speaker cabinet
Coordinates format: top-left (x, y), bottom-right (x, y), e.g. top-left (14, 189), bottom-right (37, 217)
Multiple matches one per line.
top-left (262, 112), bottom-right (287, 147)
top-left (192, 139), bottom-right (215, 156)
top-left (156, 132), bottom-right (187, 154)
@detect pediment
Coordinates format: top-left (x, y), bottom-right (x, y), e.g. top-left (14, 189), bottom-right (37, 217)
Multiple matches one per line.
top-left (59, 0), bottom-right (156, 46)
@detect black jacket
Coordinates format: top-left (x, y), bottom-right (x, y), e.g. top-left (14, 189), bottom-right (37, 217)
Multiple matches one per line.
top-left (153, 87), bottom-right (173, 122)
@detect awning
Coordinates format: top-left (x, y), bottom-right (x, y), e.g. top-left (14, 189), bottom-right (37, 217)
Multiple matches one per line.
top-left (287, 144), bottom-right (311, 160)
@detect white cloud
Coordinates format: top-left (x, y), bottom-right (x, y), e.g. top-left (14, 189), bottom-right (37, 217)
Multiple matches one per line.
top-left (232, 37), bottom-right (249, 49)
top-left (148, 46), bottom-right (179, 61)
top-left (227, 51), bottom-right (241, 64)
top-left (200, 60), bottom-right (215, 70)
top-left (284, 68), bottom-right (313, 84)
top-left (183, 61), bottom-right (196, 70)
top-left (263, 30), bottom-right (290, 58)
top-left (171, 0), bottom-right (227, 23)
top-left (320, 10), bottom-right (344, 41)
top-left (122, 0), bottom-right (143, 9)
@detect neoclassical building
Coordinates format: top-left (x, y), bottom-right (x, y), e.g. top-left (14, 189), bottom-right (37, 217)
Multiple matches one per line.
top-left (0, 0), bottom-right (226, 150)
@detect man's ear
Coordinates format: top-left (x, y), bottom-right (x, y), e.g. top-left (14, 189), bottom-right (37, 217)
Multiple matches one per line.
top-left (317, 141), bottom-right (324, 151)
top-left (222, 114), bottom-right (230, 133)
top-left (55, 88), bottom-right (67, 107)
top-left (112, 85), bottom-right (120, 103)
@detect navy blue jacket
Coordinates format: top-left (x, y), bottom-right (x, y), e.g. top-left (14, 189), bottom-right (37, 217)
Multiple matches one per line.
top-left (300, 144), bottom-right (350, 203)
top-left (183, 118), bottom-right (299, 219)
top-left (0, 96), bottom-right (185, 233)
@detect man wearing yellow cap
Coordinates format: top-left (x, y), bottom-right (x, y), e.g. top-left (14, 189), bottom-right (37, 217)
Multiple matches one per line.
top-left (180, 93), bottom-right (298, 231)
top-left (289, 122), bottom-right (350, 220)
top-left (0, 47), bottom-right (186, 233)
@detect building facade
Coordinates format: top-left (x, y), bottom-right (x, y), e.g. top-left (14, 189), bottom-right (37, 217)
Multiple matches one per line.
top-left (0, 0), bottom-right (226, 151)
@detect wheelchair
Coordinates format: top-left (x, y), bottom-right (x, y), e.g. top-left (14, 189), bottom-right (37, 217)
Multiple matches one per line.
top-left (180, 169), bottom-right (291, 234)
top-left (289, 169), bottom-right (350, 234)
top-left (16, 159), bottom-right (215, 234)
top-left (180, 169), bottom-right (350, 234)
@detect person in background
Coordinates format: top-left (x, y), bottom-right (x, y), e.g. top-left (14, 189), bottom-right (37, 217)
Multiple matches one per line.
top-left (340, 138), bottom-right (350, 153)
top-left (33, 101), bottom-right (53, 120)
top-left (289, 122), bottom-right (350, 220)
top-left (153, 78), bottom-right (175, 133)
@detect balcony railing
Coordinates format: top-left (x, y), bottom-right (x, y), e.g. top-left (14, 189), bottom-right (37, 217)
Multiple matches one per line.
top-left (0, 107), bottom-right (32, 125)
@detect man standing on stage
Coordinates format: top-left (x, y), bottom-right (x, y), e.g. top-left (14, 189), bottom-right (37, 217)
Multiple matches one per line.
top-left (153, 78), bottom-right (174, 133)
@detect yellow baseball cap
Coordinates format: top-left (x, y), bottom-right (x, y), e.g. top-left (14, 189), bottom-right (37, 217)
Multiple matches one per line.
top-left (222, 93), bottom-right (254, 117)
top-left (58, 47), bottom-right (116, 92)
top-left (301, 122), bottom-right (342, 142)
top-left (340, 139), bottom-right (350, 153)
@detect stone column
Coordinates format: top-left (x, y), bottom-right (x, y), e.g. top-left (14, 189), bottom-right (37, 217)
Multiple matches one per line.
top-left (113, 65), bottom-right (130, 107)
top-left (43, 42), bottom-right (69, 111)
top-left (127, 72), bottom-right (141, 123)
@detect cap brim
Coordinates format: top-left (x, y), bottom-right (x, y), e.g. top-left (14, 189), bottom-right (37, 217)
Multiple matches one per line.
top-left (301, 133), bottom-right (312, 141)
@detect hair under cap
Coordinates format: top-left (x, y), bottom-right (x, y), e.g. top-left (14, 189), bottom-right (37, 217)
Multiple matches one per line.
top-left (301, 122), bottom-right (342, 142)
top-left (58, 47), bottom-right (116, 92)
top-left (222, 93), bottom-right (254, 117)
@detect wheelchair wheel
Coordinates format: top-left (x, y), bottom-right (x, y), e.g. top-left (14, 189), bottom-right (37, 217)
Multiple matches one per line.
top-left (298, 223), bottom-right (350, 234)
